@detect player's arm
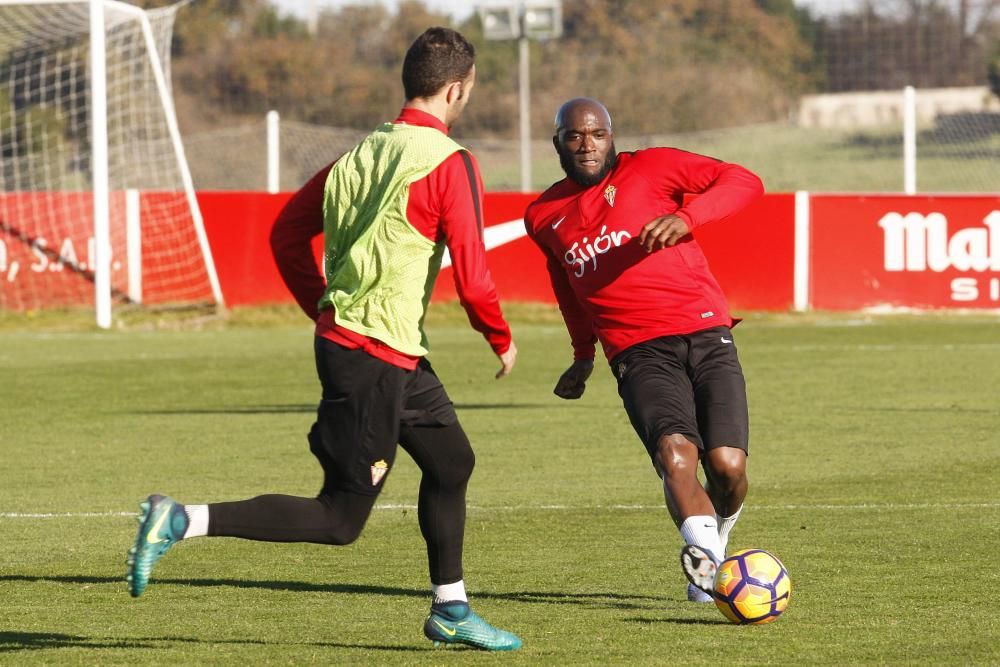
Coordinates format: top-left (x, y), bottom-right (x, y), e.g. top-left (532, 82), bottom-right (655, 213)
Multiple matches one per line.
top-left (637, 148), bottom-right (764, 252)
top-left (525, 218), bottom-right (596, 399)
top-left (269, 162), bottom-right (333, 321)
top-left (546, 256), bottom-right (596, 398)
top-left (438, 151), bottom-right (516, 378)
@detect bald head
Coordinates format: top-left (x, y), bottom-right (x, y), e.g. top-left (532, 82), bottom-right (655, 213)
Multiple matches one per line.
top-left (554, 97), bottom-right (612, 134)
top-left (553, 98), bottom-right (617, 187)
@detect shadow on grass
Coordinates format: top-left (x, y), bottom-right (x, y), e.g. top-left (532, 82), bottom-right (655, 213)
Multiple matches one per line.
top-left (0, 631), bottom-right (157, 652)
top-left (132, 404), bottom-right (315, 415)
top-left (133, 402), bottom-right (553, 415)
top-left (2, 574), bottom-right (673, 611)
top-left (0, 630), bottom-right (434, 653)
top-left (454, 403), bottom-right (553, 410)
top-left (624, 616), bottom-right (730, 626)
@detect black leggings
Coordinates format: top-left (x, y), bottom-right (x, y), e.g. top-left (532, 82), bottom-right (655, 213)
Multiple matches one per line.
top-left (208, 419), bottom-right (474, 585)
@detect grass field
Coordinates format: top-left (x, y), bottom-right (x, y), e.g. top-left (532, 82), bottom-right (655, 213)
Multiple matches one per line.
top-left (2, 305), bottom-right (999, 664)
top-left (467, 122), bottom-right (1000, 194)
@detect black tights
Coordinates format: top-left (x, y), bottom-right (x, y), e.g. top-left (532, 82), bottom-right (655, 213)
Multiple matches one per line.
top-left (208, 421), bottom-right (474, 585)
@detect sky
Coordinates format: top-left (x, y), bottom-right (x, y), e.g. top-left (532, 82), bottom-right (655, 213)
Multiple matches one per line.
top-left (271, 0), bottom-right (476, 20)
top-left (272, 0), bottom-right (477, 21)
top-left (271, 0), bottom-right (848, 22)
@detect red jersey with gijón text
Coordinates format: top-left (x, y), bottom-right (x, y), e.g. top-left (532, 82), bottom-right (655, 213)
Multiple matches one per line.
top-left (524, 147), bottom-right (764, 363)
top-left (271, 108), bottom-right (511, 370)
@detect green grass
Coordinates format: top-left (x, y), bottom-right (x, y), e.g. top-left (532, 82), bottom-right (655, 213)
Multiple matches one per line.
top-left (2, 305), bottom-right (999, 664)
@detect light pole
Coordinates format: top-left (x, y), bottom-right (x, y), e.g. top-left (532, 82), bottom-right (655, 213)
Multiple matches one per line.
top-left (478, 1), bottom-right (563, 192)
top-left (306, 0), bottom-right (318, 36)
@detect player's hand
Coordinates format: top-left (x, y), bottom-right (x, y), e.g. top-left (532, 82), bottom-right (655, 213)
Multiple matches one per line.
top-left (553, 359), bottom-right (594, 399)
top-left (639, 214), bottom-right (690, 252)
top-left (495, 341), bottom-right (517, 379)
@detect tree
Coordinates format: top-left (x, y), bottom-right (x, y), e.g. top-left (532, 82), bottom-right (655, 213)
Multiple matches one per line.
top-left (815, 0), bottom-right (1000, 92)
top-left (0, 86), bottom-right (68, 189)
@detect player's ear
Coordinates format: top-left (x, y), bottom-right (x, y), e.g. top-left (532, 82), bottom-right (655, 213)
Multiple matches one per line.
top-left (445, 80), bottom-right (462, 104)
top-left (552, 135), bottom-right (560, 152)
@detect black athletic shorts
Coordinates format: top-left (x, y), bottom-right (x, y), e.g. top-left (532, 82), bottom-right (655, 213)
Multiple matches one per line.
top-left (308, 335), bottom-right (458, 496)
top-left (610, 325), bottom-right (749, 460)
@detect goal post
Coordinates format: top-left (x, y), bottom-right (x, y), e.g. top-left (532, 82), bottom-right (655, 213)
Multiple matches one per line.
top-left (91, 0), bottom-right (111, 327)
top-left (0, 0), bottom-right (224, 326)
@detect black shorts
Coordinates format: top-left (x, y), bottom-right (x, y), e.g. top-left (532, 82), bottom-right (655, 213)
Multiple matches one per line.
top-left (308, 336), bottom-right (458, 496)
top-left (611, 326), bottom-right (749, 460)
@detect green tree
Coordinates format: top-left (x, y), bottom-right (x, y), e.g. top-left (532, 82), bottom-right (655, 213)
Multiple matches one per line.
top-left (153, 0), bottom-right (824, 137)
top-left (513, 0), bottom-right (819, 134)
top-left (0, 86), bottom-right (68, 188)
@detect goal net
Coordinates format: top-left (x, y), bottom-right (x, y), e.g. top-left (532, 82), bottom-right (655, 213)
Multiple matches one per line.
top-left (0, 0), bottom-right (223, 323)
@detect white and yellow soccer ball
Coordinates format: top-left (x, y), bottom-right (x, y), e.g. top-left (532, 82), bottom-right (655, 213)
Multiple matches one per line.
top-left (713, 548), bottom-right (791, 625)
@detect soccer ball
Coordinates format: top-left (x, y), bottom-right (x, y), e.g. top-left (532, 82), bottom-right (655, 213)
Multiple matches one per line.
top-left (713, 549), bottom-right (791, 625)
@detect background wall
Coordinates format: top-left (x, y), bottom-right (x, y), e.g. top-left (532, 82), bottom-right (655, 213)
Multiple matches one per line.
top-left (194, 191), bottom-right (1000, 313)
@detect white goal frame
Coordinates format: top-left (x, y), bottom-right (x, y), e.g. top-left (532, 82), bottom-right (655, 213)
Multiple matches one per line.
top-left (0, 0), bottom-right (224, 327)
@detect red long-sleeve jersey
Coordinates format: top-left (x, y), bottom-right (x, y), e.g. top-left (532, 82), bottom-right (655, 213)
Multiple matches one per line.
top-left (270, 108), bottom-right (511, 369)
top-left (524, 147), bottom-right (763, 363)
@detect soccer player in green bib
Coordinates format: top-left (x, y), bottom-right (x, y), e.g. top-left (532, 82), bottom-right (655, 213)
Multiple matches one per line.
top-left (126, 27), bottom-right (521, 651)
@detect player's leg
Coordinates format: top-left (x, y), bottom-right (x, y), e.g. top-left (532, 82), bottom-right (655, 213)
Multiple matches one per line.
top-left (655, 434), bottom-right (715, 524)
top-left (127, 336), bottom-right (400, 597)
top-left (613, 337), bottom-right (722, 601)
top-left (691, 325), bottom-right (750, 557)
top-left (397, 359), bottom-right (520, 651)
top-left (703, 447), bottom-right (746, 554)
top-left (677, 445), bottom-right (746, 602)
top-left (656, 434), bottom-right (725, 601)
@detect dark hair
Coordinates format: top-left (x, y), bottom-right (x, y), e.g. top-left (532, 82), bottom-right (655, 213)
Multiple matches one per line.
top-left (401, 27), bottom-right (475, 100)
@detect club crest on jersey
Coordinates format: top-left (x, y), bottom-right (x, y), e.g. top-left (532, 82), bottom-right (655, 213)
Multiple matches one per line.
top-left (603, 184), bottom-right (617, 207)
top-left (370, 459), bottom-right (389, 486)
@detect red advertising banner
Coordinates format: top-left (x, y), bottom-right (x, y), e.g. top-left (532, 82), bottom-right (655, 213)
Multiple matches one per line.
top-left (1, 191), bottom-right (218, 311)
top-left (196, 191), bottom-right (314, 308)
top-left (430, 192), bottom-right (795, 311)
top-left (196, 191), bottom-right (795, 312)
top-left (809, 195), bottom-right (1000, 310)
top-left (0, 192), bottom-right (127, 310)
top-left (7, 190), bottom-right (996, 314)
top-left (431, 192), bottom-right (548, 303)
top-left (695, 193), bottom-right (795, 312)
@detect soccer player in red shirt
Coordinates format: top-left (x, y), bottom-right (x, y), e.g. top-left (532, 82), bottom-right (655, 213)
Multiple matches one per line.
top-left (524, 98), bottom-right (764, 602)
top-left (125, 28), bottom-right (520, 650)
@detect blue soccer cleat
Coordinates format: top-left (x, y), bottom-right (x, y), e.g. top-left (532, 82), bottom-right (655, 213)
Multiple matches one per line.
top-left (126, 494), bottom-right (188, 597)
top-left (687, 582), bottom-right (714, 603)
top-left (423, 601), bottom-right (522, 651)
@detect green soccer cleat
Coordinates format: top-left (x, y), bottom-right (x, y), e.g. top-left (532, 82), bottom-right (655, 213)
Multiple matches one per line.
top-left (423, 601), bottom-right (522, 651)
top-left (126, 494), bottom-right (188, 598)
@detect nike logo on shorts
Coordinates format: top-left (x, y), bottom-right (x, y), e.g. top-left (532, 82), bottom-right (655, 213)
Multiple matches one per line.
top-left (721, 337), bottom-right (733, 344)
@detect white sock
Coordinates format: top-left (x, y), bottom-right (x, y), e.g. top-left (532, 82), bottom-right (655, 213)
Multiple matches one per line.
top-left (183, 504), bottom-right (209, 539)
top-left (716, 504), bottom-right (743, 557)
top-left (679, 515), bottom-right (723, 564)
top-left (432, 580), bottom-right (468, 604)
